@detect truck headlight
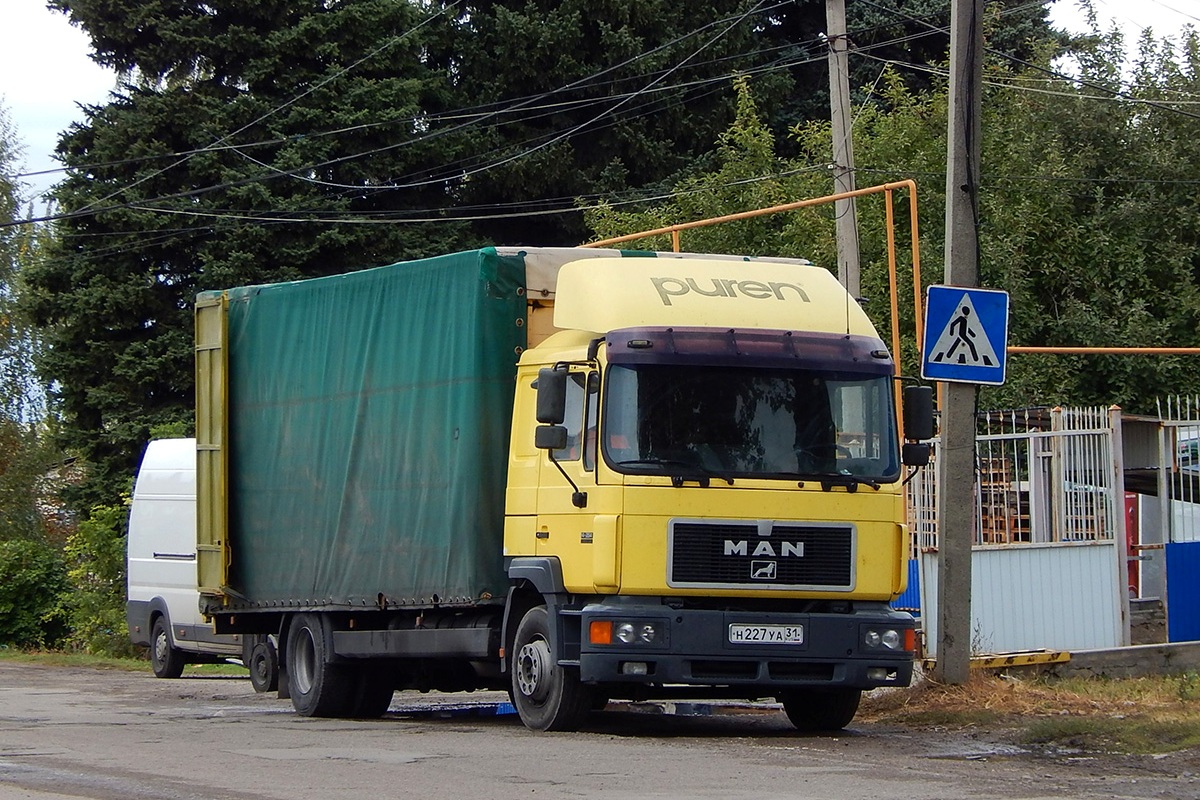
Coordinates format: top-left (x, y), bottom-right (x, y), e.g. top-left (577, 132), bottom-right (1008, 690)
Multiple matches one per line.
top-left (589, 619), bottom-right (666, 647)
top-left (862, 627), bottom-right (913, 652)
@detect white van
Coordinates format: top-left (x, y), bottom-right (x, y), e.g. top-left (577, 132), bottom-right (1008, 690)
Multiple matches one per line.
top-left (125, 438), bottom-right (277, 690)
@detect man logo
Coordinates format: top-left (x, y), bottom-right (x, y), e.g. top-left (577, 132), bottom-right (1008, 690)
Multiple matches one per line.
top-left (751, 561), bottom-right (777, 580)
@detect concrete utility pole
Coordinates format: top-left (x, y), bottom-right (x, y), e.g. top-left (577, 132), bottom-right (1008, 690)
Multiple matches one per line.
top-left (826, 0), bottom-right (860, 298)
top-left (934, 0), bottom-right (984, 686)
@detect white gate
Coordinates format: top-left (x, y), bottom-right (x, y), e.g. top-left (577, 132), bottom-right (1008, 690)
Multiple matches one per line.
top-left (908, 407), bottom-right (1127, 656)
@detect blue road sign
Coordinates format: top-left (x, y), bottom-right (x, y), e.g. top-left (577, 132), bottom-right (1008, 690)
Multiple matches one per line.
top-left (921, 285), bottom-right (1009, 385)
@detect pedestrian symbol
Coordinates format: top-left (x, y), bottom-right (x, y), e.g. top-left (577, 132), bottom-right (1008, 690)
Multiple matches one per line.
top-left (921, 286), bottom-right (1009, 385)
top-left (929, 295), bottom-right (998, 367)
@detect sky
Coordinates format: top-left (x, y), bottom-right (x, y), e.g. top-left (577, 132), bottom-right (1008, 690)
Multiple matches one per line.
top-left (0, 0), bottom-right (1197, 206)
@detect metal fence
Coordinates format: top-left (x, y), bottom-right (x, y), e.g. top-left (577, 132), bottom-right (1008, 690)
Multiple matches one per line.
top-left (1157, 395), bottom-right (1200, 544)
top-left (907, 406), bottom-right (1120, 553)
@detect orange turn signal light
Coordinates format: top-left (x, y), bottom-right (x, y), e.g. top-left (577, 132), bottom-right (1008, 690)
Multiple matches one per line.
top-left (904, 629), bottom-right (917, 653)
top-left (589, 620), bottom-right (613, 645)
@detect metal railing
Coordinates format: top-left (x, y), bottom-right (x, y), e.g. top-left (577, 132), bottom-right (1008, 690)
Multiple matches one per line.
top-left (907, 406), bottom-right (1119, 553)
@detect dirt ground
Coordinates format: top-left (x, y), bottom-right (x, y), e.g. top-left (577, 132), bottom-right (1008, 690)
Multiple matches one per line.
top-left (2, 660), bottom-right (1200, 799)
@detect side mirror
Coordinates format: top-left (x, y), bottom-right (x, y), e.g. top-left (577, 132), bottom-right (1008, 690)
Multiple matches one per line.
top-left (535, 424), bottom-right (568, 451)
top-left (536, 367), bottom-right (567, 425)
top-left (902, 385), bottom-right (934, 441)
top-left (902, 442), bottom-right (931, 468)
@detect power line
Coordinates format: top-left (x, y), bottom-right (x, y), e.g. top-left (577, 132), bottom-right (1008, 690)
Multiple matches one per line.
top-left (62, 1), bottom-right (462, 221)
top-left (18, 0), bottom-right (1193, 236)
top-left (856, 0), bottom-right (1200, 122)
top-left (6, 1), bottom-right (801, 229)
top-left (11, 2), bottom-right (806, 186)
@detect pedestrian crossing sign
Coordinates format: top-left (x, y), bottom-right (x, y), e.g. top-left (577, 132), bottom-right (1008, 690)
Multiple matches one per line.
top-left (921, 285), bottom-right (1009, 385)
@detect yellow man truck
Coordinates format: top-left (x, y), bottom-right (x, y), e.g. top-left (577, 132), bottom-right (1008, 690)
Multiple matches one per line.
top-left (195, 247), bottom-right (930, 732)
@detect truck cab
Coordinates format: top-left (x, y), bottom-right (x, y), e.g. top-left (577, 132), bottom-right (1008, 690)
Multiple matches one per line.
top-left (502, 256), bottom-right (920, 730)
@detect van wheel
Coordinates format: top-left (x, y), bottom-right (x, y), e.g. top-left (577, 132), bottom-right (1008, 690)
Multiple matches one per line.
top-left (150, 617), bottom-right (185, 679)
top-left (511, 606), bottom-right (593, 731)
top-left (247, 638), bottom-right (279, 693)
top-left (285, 614), bottom-right (353, 717)
top-left (778, 688), bottom-right (861, 732)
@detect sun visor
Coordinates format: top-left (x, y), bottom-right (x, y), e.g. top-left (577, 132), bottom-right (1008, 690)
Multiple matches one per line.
top-left (552, 257), bottom-right (876, 335)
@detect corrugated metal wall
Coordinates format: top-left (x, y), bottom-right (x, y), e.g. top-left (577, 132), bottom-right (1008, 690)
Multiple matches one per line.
top-left (919, 542), bottom-right (1123, 657)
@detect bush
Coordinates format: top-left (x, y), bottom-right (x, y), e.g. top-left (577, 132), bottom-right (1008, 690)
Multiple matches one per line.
top-left (63, 501), bottom-right (140, 658)
top-left (0, 538), bottom-right (70, 648)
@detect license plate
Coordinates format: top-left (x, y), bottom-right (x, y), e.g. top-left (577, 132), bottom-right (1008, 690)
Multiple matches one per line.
top-left (728, 624), bottom-right (804, 645)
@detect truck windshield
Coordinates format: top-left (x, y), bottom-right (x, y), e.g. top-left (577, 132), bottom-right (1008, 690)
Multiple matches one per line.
top-left (602, 364), bottom-right (900, 483)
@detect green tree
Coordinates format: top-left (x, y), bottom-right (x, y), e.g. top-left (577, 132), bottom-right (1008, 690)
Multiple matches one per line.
top-left (63, 500), bottom-right (138, 657)
top-left (30, 0), bottom-right (477, 511)
top-left (19, 0), bottom-right (1064, 514)
top-left (444, 0), bottom-right (795, 245)
top-left (587, 24), bottom-right (1200, 412)
top-left (0, 101), bottom-right (61, 545)
top-left (0, 538), bottom-right (70, 649)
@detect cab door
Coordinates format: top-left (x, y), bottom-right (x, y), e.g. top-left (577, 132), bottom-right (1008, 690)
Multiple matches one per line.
top-left (536, 369), bottom-right (619, 592)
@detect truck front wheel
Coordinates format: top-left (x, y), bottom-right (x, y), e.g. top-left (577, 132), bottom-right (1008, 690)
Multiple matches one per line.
top-left (286, 614), bottom-right (353, 717)
top-left (150, 616), bottom-right (186, 679)
top-left (511, 606), bottom-right (593, 732)
top-left (778, 688), bottom-right (862, 732)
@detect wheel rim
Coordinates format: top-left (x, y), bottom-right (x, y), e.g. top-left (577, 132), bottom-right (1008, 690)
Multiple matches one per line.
top-left (515, 636), bottom-right (552, 702)
top-left (292, 627), bottom-right (317, 695)
top-left (153, 629), bottom-right (169, 665)
top-left (251, 651), bottom-right (269, 684)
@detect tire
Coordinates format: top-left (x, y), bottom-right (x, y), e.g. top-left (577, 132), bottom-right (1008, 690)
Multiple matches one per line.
top-left (347, 665), bottom-right (394, 719)
top-left (247, 638), bottom-right (279, 694)
top-left (778, 688), bottom-right (862, 732)
top-left (150, 616), bottom-right (186, 679)
top-left (285, 614), bottom-right (354, 717)
top-left (510, 606), bottom-right (593, 732)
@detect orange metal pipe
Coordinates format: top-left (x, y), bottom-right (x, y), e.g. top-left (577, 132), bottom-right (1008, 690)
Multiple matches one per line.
top-left (1008, 347), bottom-right (1200, 355)
top-left (884, 190), bottom-right (903, 424)
top-left (581, 181), bottom-right (924, 380)
top-left (582, 180), bottom-right (920, 249)
top-left (885, 190), bottom-right (902, 368)
top-left (908, 194), bottom-right (924, 356)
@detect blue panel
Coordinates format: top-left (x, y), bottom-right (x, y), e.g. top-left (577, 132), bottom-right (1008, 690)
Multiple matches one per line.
top-left (1166, 542), bottom-right (1200, 642)
top-left (892, 558), bottom-right (921, 615)
top-left (921, 285), bottom-right (1009, 385)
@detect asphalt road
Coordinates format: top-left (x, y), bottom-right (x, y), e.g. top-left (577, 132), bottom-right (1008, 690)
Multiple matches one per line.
top-left (0, 661), bottom-right (1198, 800)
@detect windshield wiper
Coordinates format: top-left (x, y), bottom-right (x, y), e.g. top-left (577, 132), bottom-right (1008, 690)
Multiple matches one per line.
top-left (807, 471), bottom-right (882, 493)
top-left (614, 458), bottom-right (735, 487)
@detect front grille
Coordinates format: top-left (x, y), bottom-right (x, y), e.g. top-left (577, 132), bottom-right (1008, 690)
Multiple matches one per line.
top-left (768, 662), bottom-right (835, 681)
top-left (688, 660), bottom-right (759, 680)
top-left (669, 520), bottom-right (854, 589)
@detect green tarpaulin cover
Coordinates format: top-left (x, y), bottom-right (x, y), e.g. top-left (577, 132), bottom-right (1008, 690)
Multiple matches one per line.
top-left (220, 249), bottom-right (526, 606)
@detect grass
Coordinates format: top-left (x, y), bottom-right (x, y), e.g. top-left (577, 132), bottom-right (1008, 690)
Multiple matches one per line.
top-left (860, 670), bottom-right (1200, 754)
top-left (2, 649), bottom-right (1199, 752)
top-left (0, 646), bottom-right (247, 676)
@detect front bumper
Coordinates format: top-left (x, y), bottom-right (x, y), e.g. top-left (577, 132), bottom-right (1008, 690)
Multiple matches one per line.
top-left (577, 601), bottom-right (914, 690)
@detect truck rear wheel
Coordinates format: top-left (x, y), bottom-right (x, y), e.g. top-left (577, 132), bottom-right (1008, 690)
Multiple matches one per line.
top-left (246, 637), bottom-right (279, 694)
top-left (511, 605), bottom-right (593, 732)
top-left (778, 688), bottom-right (861, 732)
top-left (347, 665), bottom-right (394, 718)
top-left (150, 616), bottom-right (186, 679)
top-left (286, 614), bottom-right (354, 717)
